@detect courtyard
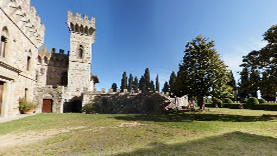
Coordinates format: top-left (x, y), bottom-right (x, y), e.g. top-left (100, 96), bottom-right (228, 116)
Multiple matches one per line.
top-left (0, 108), bottom-right (277, 155)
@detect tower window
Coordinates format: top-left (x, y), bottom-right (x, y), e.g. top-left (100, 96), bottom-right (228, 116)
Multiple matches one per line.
top-left (61, 72), bottom-right (68, 86)
top-left (78, 45), bottom-right (83, 58)
top-left (0, 36), bottom-right (7, 58)
top-left (27, 56), bottom-right (31, 71)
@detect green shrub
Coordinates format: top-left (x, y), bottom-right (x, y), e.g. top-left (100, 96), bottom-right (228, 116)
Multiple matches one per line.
top-left (204, 103), bottom-right (214, 107)
top-left (258, 98), bottom-right (267, 104)
top-left (245, 97), bottom-right (259, 109)
top-left (240, 98), bottom-right (248, 103)
top-left (212, 98), bottom-right (222, 107)
top-left (223, 98), bottom-right (233, 104)
top-left (82, 103), bottom-right (94, 113)
top-left (18, 98), bottom-right (36, 111)
top-left (224, 103), bottom-right (243, 109)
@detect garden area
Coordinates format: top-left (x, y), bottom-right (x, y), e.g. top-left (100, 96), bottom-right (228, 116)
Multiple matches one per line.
top-left (0, 108), bottom-right (277, 155)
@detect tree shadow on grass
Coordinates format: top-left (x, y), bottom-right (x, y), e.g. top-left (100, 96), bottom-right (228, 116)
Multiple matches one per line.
top-left (112, 131), bottom-right (277, 156)
top-left (113, 113), bottom-right (274, 122)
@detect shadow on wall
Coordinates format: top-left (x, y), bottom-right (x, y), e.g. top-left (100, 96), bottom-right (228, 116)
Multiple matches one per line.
top-left (112, 131), bottom-right (277, 156)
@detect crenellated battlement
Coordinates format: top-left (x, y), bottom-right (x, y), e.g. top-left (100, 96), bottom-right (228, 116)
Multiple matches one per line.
top-left (38, 46), bottom-right (69, 67)
top-left (0, 0), bottom-right (45, 48)
top-left (67, 11), bottom-right (95, 37)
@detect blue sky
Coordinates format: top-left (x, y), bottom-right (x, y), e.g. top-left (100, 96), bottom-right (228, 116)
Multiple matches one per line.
top-left (31, 0), bottom-right (277, 91)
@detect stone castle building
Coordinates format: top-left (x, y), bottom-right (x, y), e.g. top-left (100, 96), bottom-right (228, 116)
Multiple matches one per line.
top-left (0, 0), bottom-right (99, 117)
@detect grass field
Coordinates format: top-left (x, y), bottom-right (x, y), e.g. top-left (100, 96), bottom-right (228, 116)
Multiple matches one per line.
top-left (0, 108), bottom-right (277, 156)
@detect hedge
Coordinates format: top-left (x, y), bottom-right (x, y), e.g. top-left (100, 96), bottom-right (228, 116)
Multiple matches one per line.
top-left (253, 103), bottom-right (277, 111)
top-left (204, 103), bottom-right (277, 111)
top-left (205, 103), bottom-right (214, 107)
top-left (224, 103), bottom-right (244, 109)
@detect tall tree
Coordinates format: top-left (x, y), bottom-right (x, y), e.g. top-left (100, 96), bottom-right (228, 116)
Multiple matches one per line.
top-left (111, 83), bottom-right (117, 92)
top-left (155, 75), bottom-right (160, 92)
top-left (162, 82), bottom-right (170, 93)
top-left (249, 69), bottom-right (260, 98)
top-left (226, 70), bottom-right (237, 99)
top-left (139, 76), bottom-right (146, 93)
top-left (133, 76), bottom-right (139, 93)
top-left (120, 71), bottom-right (127, 92)
top-left (144, 68), bottom-right (151, 92)
top-left (238, 67), bottom-right (250, 99)
top-left (177, 35), bottom-right (229, 109)
top-left (150, 80), bottom-right (155, 91)
top-left (128, 74), bottom-right (133, 92)
top-left (169, 71), bottom-right (177, 94)
top-left (239, 25), bottom-right (277, 100)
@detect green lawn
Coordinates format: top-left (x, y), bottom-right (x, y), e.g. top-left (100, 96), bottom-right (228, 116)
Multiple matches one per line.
top-left (0, 108), bottom-right (277, 156)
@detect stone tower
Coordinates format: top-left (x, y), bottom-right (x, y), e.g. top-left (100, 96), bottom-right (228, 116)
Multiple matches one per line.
top-left (66, 11), bottom-right (96, 97)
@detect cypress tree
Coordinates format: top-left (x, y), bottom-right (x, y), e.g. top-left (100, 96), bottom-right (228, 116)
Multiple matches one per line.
top-left (169, 71), bottom-right (177, 93)
top-left (128, 74), bottom-right (133, 92)
top-left (162, 82), bottom-right (170, 93)
top-left (111, 83), bottom-right (117, 92)
top-left (155, 75), bottom-right (160, 92)
top-left (150, 80), bottom-right (155, 91)
top-left (133, 76), bottom-right (139, 93)
top-left (139, 76), bottom-right (146, 93)
top-left (144, 68), bottom-right (151, 92)
top-left (120, 71), bottom-right (127, 92)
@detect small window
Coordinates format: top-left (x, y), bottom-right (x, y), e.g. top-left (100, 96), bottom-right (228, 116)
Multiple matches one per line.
top-left (27, 56), bottom-right (31, 70)
top-left (0, 36), bottom-right (7, 58)
top-left (78, 45), bottom-right (83, 58)
top-left (61, 72), bottom-right (68, 86)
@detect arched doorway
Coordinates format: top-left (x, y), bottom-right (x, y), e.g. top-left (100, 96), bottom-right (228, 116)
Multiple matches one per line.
top-left (72, 100), bottom-right (82, 113)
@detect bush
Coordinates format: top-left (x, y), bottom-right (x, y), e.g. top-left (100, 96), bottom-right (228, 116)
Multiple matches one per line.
top-left (224, 103), bottom-right (243, 109)
top-left (212, 98), bottom-right (222, 107)
top-left (82, 103), bottom-right (94, 114)
top-left (258, 98), bottom-right (267, 104)
top-left (245, 97), bottom-right (259, 109)
top-left (19, 98), bottom-right (36, 111)
top-left (240, 98), bottom-right (248, 103)
top-left (204, 103), bottom-right (214, 107)
top-left (223, 98), bottom-right (233, 104)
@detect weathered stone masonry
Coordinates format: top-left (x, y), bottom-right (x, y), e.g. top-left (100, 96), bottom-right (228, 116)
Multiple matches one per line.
top-left (0, 0), bottom-right (99, 117)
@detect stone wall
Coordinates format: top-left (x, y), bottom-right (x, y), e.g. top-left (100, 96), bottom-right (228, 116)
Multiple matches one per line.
top-left (34, 85), bottom-right (65, 113)
top-left (82, 91), bottom-right (188, 114)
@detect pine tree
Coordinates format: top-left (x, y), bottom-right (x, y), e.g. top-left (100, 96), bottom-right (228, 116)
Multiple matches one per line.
top-left (128, 74), bottom-right (133, 92)
top-left (133, 76), bottom-right (139, 93)
top-left (120, 71), bottom-right (127, 92)
top-left (155, 75), bottom-right (160, 92)
top-left (111, 83), bottom-right (117, 92)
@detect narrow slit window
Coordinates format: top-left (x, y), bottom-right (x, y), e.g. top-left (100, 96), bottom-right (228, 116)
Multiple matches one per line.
top-left (0, 36), bottom-right (7, 58)
top-left (78, 45), bottom-right (83, 58)
top-left (27, 56), bottom-right (31, 71)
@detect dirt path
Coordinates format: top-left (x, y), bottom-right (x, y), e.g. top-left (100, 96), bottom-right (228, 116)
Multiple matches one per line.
top-left (0, 126), bottom-right (86, 148)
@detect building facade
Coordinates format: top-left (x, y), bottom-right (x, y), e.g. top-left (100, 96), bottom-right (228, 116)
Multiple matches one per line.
top-left (0, 0), bottom-right (98, 117)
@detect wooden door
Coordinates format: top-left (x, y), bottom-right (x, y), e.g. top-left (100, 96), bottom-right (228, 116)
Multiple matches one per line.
top-left (42, 99), bottom-right (52, 113)
top-left (0, 82), bottom-right (3, 115)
